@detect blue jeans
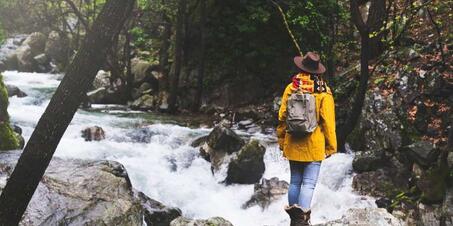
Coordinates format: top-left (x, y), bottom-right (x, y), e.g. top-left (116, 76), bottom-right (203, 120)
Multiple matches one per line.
top-left (288, 161), bottom-right (321, 209)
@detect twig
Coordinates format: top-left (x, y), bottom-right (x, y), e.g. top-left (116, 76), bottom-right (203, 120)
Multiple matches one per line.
top-left (269, 0), bottom-right (303, 56)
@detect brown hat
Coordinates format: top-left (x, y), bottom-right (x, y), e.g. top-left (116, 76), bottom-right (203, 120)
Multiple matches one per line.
top-left (294, 52), bottom-right (326, 74)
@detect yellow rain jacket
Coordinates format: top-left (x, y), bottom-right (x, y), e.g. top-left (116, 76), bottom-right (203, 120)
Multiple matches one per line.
top-left (277, 73), bottom-right (337, 162)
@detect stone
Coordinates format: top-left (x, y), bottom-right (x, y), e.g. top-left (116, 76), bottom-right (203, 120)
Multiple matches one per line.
top-left (130, 94), bottom-right (155, 110)
top-left (87, 87), bottom-right (124, 105)
top-left (225, 140), bottom-right (266, 184)
top-left (81, 126), bottom-right (106, 141)
top-left (22, 32), bottom-right (46, 55)
top-left (132, 82), bottom-right (153, 99)
top-left (352, 169), bottom-right (408, 198)
top-left (33, 53), bottom-right (49, 65)
top-left (170, 216), bottom-right (233, 226)
top-left (207, 125), bottom-right (244, 154)
top-left (135, 191), bottom-right (181, 226)
top-left (442, 188), bottom-right (453, 225)
top-left (315, 208), bottom-right (403, 226)
top-left (15, 44), bottom-right (34, 72)
top-left (93, 70), bottom-right (111, 89)
top-left (400, 141), bottom-right (439, 168)
top-left (6, 84), bottom-right (27, 97)
top-left (158, 91), bottom-right (169, 111)
top-left (243, 177), bottom-right (289, 209)
top-left (417, 166), bottom-right (448, 204)
top-left (0, 151), bottom-right (143, 226)
top-left (45, 31), bottom-right (69, 68)
top-left (352, 150), bottom-right (389, 173)
top-left (190, 135), bottom-right (208, 147)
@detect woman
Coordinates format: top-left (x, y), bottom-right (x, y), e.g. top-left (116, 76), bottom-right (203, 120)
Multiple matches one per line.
top-left (277, 52), bottom-right (337, 226)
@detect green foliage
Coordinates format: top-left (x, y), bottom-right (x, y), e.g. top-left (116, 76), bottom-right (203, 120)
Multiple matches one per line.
top-left (0, 74), bottom-right (20, 151)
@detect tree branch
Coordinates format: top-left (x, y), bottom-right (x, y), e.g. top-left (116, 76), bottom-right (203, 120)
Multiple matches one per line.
top-left (63, 0), bottom-right (89, 30)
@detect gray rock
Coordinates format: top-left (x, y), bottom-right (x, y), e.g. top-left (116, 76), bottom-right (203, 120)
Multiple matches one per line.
top-left (170, 216), bottom-right (233, 226)
top-left (93, 70), bottom-right (111, 89)
top-left (15, 44), bottom-right (34, 72)
top-left (190, 135), bottom-right (208, 147)
top-left (400, 141), bottom-right (439, 168)
top-left (131, 58), bottom-right (152, 84)
top-left (442, 188), bottom-right (453, 226)
top-left (352, 169), bottom-right (405, 198)
top-left (225, 139), bottom-right (266, 184)
top-left (0, 151), bottom-right (143, 226)
top-left (87, 87), bottom-right (108, 104)
top-left (22, 32), bottom-right (46, 55)
top-left (315, 208), bottom-right (403, 226)
top-left (417, 204), bottom-right (442, 226)
top-left (132, 82), bottom-right (153, 99)
top-left (33, 53), bottom-right (49, 65)
top-left (243, 177), bottom-right (288, 209)
top-left (45, 31), bottom-right (69, 68)
top-left (130, 94), bottom-right (155, 110)
top-left (81, 126), bottom-right (106, 141)
top-left (158, 91), bottom-right (169, 111)
top-left (87, 87), bottom-right (124, 105)
top-left (135, 191), bottom-right (181, 226)
top-left (6, 84), bottom-right (27, 97)
top-left (352, 150), bottom-right (389, 173)
top-left (207, 125), bottom-right (244, 154)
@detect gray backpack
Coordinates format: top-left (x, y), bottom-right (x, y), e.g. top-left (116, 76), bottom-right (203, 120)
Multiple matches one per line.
top-left (286, 91), bottom-right (317, 135)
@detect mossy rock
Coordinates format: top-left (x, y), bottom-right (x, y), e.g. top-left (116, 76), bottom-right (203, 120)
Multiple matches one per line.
top-left (0, 73), bottom-right (21, 151)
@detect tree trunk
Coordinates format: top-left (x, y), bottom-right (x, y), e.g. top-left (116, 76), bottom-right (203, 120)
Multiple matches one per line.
top-left (168, 0), bottom-right (187, 113)
top-left (338, 35), bottom-right (370, 151)
top-left (159, 14), bottom-right (172, 92)
top-left (0, 0), bottom-right (135, 224)
top-left (193, 0), bottom-right (207, 111)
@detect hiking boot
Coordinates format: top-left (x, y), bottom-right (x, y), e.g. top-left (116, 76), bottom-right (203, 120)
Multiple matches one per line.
top-left (284, 205), bottom-right (311, 226)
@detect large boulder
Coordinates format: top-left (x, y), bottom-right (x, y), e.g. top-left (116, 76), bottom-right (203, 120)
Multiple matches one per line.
top-left (442, 187), bottom-right (453, 225)
top-left (130, 94), bottom-right (156, 110)
top-left (92, 70), bottom-right (112, 90)
top-left (316, 208), bottom-right (403, 226)
top-left (132, 82), bottom-right (153, 100)
top-left (352, 150), bottom-right (389, 173)
top-left (400, 141), bottom-right (439, 168)
top-left (416, 165), bottom-right (448, 204)
top-left (45, 31), bottom-right (69, 68)
top-left (87, 86), bottom-right (125, 105)
top-left (15, 44), bottom-right (34, 72)
top-left (225, 139), bottom-right (266, 184)
top-left (170, 216), bottom-right (233, 226)
top-left (0, 151), bottom-right (143, 225)
top-left (352, 168), bottom-right (409, 198)
top-left (22, 32), bottom-right (46, 56)
top-left (243, 177), bottom-right (288, 209)
top-left (135, 191), bottom-right (181, 226)
top-left (199, 125), bottom-right (245, 171)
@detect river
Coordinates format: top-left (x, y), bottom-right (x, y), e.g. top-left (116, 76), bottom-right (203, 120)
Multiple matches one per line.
top-left (3, 70), bottom-right (376, 225)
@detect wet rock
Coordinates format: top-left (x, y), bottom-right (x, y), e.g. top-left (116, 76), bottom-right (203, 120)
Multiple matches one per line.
top-left (243, 177), bottom-right (289, 209)
top-left (417, 166), bottom-right (448, 204)
top-left (6, 84), bottom-right (27, 97)
top-left (207, 125), bottom-right (244, 154)
top-left (170, 216), bottom-right (233, 226)
top-left (93, 70), bottom-right (111, 89)
top-left (400, 141), bottom-right (439, 168)
top-left (316, 208), bottom-right (403, 226)
top-left (135, 191), bottom-right (181, 226)
top-left (81, 126), bottom-right (106, 141)
top-left (225, 140), bottom-right (266, 184)
top-left (33, 53), bottom-right (49, 65)
top-left (352, 150), bottom-right (389, 173)
top-left (22, 32), bottom-right (46, 55)
top-left (0, 75), bottom-right (21, 151)
top-left (132, 82), bottom-right (153, 100)
top-left (15, 44), bottom-right (34, 72)
top-left (0, 151), bottom-right (143, 226)
top-left (352, 168), bottom-right (408, 198)
top-left (87, 86), bottom-right (124, 105)
top-left (158, 91), bottom-right (169, 111)
top-left (45, 31), bottom-right (69, 68)
top-left (130, 94), bottom-right (156, 110)
top-left (417, 204), bottom-right (442, 226)
top-left (190, 135), bottom-right (208, 147)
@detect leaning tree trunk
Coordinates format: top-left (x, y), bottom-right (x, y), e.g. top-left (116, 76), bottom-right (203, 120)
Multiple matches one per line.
top-left (0, 0), bottom-right (135, 224)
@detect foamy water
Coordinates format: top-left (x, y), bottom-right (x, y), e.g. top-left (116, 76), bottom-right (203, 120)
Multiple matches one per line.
top-left (3, 71), bottom-right (376, 226)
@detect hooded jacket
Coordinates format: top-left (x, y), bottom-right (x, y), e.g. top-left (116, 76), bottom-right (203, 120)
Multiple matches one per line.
top-left (277, 72), bottom-right (337, 162)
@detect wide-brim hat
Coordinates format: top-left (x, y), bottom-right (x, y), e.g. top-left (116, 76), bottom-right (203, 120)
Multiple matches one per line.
top-left (294, 52), bottom-right (326, 74)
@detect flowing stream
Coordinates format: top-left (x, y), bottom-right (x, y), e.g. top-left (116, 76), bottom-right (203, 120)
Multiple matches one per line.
top-left (3, 70), bottom-right (377, 226)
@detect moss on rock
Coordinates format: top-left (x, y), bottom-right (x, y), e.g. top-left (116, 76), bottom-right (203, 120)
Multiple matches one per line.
top-left (0, 73), bottom-right (20, 151)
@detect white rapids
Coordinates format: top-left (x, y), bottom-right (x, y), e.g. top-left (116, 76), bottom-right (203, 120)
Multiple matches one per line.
top-left (3, 70), bottom-right (377, 226)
